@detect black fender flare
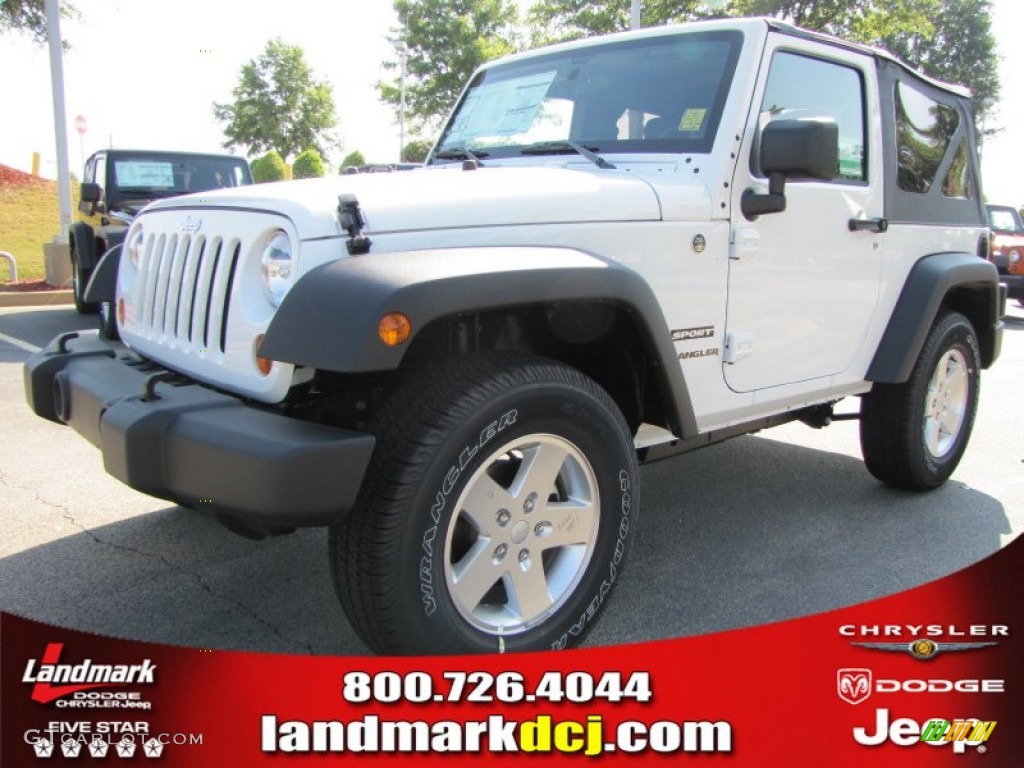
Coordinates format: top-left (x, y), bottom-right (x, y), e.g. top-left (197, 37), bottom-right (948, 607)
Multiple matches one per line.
top-left (867, 252), bottom-right (1002, 383)
top-left (261, 246), bottom-right (698, 436)
top-left (68, 222), bottom-right (98, 270)
top-left (96, 225), bottom-right (128, 252)
top-left (84, 244), bottom-right (121, 305)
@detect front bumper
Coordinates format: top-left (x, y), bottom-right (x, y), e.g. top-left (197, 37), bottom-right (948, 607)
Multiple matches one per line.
top-left (998, 273), bottom-right (1024, 299)
top-left (24, 332), bottom-right (374, 531)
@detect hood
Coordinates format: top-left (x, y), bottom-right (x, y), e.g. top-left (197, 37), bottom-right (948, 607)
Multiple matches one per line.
top-left (145, 165), bottom-right (668, 240)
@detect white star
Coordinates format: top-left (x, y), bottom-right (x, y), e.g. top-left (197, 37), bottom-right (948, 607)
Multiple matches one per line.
top-left (33, 738), bottom-right (54, 758)
top-left (116, 738), bottom-right (137, 758)
top-left (89, 737), bottom-right (110, 758)
top-left (143, 738), bottom-right (165, 758)
top-left (60, 739), bottom-right (82, 757)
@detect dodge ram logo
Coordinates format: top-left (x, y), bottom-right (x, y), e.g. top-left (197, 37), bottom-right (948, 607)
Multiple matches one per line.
top-left (838, 668), bottom-right (872, 705)
top-left (181, 216), bottom-right (202, 234)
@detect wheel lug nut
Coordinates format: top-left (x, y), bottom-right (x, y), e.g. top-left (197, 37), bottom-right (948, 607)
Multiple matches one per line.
top-left (518, 549), bottom-right (531, 569)
top-left (534, 522), bottom-right (551, 537)
top-left (496, 509), bottom-right (511, 526)
top-left (523, 492), bottom-right (538, 514)
top-left (493, 544), bottom-right (508, 562)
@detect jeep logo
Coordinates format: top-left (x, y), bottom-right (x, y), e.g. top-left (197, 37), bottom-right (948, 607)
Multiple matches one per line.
top-left (181, 216), bottom-right (202, 234)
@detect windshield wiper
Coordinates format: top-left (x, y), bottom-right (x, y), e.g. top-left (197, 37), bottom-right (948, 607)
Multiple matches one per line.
top-left (519, 141), bottom-right (616, 169)
top-left (433, 146), bottom-right (488, 165)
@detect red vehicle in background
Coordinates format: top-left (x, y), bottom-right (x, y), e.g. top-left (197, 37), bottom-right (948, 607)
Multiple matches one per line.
top-left (986, 204), bottom-right (1024, 304)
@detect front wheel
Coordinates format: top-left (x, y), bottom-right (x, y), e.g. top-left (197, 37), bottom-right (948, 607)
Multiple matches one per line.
top-left (860, 311), bottom-right (980, 490)
top-left (330, 354), bottom-right (639, 655)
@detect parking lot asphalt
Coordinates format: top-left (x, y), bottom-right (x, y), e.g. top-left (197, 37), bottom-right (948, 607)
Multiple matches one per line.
top-left (1, 303), bottom-right (1022, 655)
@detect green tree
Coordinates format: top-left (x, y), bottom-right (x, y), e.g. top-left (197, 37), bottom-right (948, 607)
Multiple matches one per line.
top-left (526, 0), bottom-right (706, 43)
top-left (728, 0), bottom-right (997, 129)
top-left (528, 0), bottom-right (998, 133)
top-left (378, 0), bottom-right (519, 133)
top-left (1, 0), bottom-right (77, 45)
top-left (214, 39), bottom-right (338, 160)
top-left (341, 150), bottom-right (366, 170)
top-left (251, 150), bottom-right (286, 183)
top-left (876, 0), bottom-right (999, 132)
top-left (292, 148), bottom-right (326, 179)
top-left (402, 139), bottom-right (434, 163)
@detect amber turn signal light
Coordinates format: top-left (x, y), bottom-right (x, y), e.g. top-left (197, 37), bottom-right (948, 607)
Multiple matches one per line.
top-left (378, 312), bottom-right (412, 346)
top-left (253, 334), bottom-right (273, 375)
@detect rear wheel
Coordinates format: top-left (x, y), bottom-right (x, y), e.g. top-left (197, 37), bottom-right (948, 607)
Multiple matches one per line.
top-left (330, 354), bottom-right (638, 654)
top-left (71, 247), bottom-right (97, 314)
top-left (860, 311), bottom-right (980, 490)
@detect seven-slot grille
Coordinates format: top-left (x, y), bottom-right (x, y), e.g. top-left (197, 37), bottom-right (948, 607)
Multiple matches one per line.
top-left (136, 231), bottom-right (241, 353)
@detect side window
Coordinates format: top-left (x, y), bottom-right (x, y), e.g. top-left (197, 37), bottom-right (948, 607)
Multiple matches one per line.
top-left (94, 154), bottom-right (107, 191)
top-left (83, 157), bottom-right (95, 184)
top-left (759, 51), bottom-right (866, 181)
top-left (895, 81), bottom-right (959, 193)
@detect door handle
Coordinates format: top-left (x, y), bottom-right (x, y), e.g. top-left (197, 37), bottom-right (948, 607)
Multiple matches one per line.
top-left (848, 217), bottom-right (888, 233)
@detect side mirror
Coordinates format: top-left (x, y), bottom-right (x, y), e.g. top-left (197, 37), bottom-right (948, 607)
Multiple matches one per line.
top-left (78, 182), bottom-right (105, 215)
top-left (741, 118), bottom-right (839, 220)
top-left (80, 182), bottom-right (101, 202)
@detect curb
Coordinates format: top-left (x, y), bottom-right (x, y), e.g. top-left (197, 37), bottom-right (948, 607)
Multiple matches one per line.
top-left (0, 289), bottom-right (74, 309)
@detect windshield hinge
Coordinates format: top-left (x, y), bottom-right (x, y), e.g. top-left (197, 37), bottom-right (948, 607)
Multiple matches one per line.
top-left (338, 194), bottom-right (372, 255)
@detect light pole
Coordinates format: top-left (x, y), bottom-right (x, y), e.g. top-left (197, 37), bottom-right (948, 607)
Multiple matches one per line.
top-left (45, 0), bottom-right (72, 237)
top-left (392, 38), bottom-right (408, 163)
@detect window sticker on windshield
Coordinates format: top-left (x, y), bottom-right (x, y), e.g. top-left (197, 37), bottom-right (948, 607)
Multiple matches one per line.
top-left (444, 71), bottom-right (557, 145)
top-left (678, 108), bottom-right (707, 132)
top-left (115, 161), bottom-right (175, 188)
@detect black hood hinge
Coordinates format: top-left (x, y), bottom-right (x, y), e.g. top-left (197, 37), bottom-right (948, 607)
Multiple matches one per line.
top-left (338, 194), bottom-right (372, 255)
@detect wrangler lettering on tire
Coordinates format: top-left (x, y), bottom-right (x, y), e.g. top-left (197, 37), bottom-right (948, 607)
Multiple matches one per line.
top-left (329, 354), bottom-right (638, 655)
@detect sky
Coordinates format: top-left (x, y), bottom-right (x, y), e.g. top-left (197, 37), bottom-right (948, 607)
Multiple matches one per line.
top-left (1, 0), bottom-right (1021, 206)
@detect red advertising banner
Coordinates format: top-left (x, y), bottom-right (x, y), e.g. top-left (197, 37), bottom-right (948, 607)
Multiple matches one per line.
top-left (2, 534), bottom-right (1021, 766)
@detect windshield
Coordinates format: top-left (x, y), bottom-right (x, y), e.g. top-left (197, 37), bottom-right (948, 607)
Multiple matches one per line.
top-left (111, 156), bottom-right (252, 196)
top-left (987, 206), bottom-right (1023, 234)
top-left (433, 29), bottom-right (742, 162)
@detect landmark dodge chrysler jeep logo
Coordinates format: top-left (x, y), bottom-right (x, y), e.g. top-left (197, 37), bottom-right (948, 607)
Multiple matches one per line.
top-left (22, 644), bottom-right (156, 704)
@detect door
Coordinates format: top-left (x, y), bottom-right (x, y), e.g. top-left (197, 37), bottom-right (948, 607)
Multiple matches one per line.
top-left (725, 43), bottom-right (883, 392)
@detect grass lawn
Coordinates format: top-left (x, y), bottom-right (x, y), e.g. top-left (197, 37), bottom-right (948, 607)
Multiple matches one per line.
top-left (0, 166), bottom-right (79, 282)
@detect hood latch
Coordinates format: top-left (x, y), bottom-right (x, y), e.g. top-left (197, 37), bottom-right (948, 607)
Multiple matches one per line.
top-left (338, 194), bottom-right (372, 255)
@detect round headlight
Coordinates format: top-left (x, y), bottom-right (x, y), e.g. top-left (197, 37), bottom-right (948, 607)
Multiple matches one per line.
top-left (127, 227), bottom-right (145, 269)
top-left (1010, 250), bottom-right (1021, 264)
top-left (261, 230), bottom-right (294, 306)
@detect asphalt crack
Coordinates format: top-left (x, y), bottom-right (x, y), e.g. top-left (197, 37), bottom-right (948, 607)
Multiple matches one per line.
top-left (0, 470), bottom-right (315, 654)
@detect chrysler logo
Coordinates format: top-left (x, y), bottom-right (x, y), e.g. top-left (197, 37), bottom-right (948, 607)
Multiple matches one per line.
top-left (181, 216), bottom-right (202, 234)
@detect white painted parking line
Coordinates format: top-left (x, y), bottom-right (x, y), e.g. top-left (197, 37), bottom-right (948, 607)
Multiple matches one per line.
top-left (0, 330), bottom-right (41, 354)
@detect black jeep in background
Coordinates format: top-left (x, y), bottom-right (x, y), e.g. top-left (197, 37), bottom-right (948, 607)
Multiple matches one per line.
top-left (71, 149), bottom-right (253, 314)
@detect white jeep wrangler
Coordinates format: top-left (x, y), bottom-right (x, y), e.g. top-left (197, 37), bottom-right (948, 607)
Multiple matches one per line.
top-left (26, 18), bottom-right (1004, 654)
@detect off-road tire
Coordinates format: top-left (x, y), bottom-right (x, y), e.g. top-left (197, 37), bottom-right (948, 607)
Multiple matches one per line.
top-left (329, 353), bottom-right (638, 655)
top-left (860, 311), bottom-right (980, 490)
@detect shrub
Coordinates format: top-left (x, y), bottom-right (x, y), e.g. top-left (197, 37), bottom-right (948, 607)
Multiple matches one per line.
top-left (340, 150), bottom-right (365, 172)
top-left (402, 139), bottom-right (433, 163)
top-left (293, 149), bottom-right (325, 179)
top-left (251, 150), bottom-right (285, 183)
